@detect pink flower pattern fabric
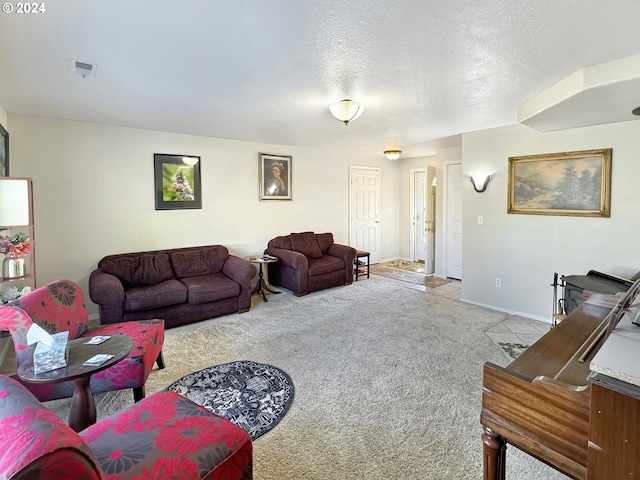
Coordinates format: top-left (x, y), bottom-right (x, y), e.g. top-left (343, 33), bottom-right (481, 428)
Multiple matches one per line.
top-left (0, 375), bottom-right (253, 479)
top-left (0, 279), bottom-right (164, 402)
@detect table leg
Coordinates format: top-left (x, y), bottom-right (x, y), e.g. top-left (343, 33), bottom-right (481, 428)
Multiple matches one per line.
top-left (251, 263), bottom-right (280, 301)
top-left (69, 376), bottom-right (96, 432)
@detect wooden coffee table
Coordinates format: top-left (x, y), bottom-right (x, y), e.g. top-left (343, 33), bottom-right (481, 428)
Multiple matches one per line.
top-left (18, 334), bottom-right (134, 432)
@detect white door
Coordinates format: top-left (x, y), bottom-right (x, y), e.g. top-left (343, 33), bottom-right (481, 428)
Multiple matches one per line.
top-left (411, 169), bottom-right (427, 262)
top-left (446, 163), bottom-right (462, 279)
top-left (350, 166), bottom-right (381, 264)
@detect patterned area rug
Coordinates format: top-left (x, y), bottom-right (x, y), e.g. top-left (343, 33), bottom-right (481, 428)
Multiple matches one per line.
top-left (371, 260), bottom-right (454, 288)
top-left (167, 360), bottom-right (294, 440)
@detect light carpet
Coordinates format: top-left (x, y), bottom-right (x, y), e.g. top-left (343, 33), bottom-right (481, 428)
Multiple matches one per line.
top-left (48, 276), bottom-right (568, 479)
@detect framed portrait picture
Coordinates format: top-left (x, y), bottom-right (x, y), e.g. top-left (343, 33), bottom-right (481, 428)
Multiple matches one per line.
top-left (154, 154), bottom-right (202, 210)
top-left (0, 123), bottom-right (8, 177)
top-left (259, 153), bottom-right (292, 201)
top-left (507, 148), bottom-right (612, 217)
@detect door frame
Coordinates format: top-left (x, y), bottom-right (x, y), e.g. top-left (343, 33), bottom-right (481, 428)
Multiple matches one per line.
top-left (409, 168), bottom-right (426, 262)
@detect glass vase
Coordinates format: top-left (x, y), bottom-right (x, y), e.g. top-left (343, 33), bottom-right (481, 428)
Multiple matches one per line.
top-left (2, 256), bottom-right (26, 279)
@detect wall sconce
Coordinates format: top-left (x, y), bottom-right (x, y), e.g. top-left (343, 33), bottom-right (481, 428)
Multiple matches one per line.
top-left (329, 99), bottom-right (363, 125)
top-left (383, 150), bottom-right (402, 161)
top-left (182, 156), bottom-right (199, 166)
top-left (470, 175), bottom-right (491, 193)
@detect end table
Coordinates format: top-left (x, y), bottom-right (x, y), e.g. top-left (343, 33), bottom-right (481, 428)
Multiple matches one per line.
top-left (244, 255), bottom-right (281, 301)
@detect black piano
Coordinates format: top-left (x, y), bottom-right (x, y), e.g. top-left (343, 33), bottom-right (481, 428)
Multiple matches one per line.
top-left (561, 269), bottom-right (639, 314)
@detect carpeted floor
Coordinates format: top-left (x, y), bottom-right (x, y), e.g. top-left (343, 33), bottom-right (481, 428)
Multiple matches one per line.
top-left (48, 276), bottom-right (568, 479)
top-left (371, 260), bottom-right (454, 288)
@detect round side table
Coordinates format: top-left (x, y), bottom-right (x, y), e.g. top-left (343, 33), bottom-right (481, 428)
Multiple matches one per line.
top-left (244, 255), bottom-right (281, 302)
top-left (18, 335), bottom-right (134, 432)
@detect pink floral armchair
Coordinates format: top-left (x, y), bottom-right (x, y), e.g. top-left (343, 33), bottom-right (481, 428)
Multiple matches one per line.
top-left (0, 374), bottom-right (253, 479)
top-left (0, 279), bottom-right (164, 402)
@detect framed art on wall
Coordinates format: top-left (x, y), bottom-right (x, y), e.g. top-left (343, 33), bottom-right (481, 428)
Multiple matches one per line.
top-left (507, 148), bottom-right (612, 217)
top-left (154, 154), bottom-right (202, 210)
top-left (259, 153), bottom-right (292, 201)
top-left (0, 123), bottom-right (8, 177)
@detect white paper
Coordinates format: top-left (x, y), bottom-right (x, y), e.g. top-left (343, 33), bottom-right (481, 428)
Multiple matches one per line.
top-left (26, 323), bottom-right (54, 346)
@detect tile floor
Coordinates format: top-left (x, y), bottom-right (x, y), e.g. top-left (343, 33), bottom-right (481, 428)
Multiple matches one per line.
top-left (370, 271), bottom-right (552, 354)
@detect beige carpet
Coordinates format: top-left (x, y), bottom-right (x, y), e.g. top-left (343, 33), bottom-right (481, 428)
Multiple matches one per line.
top-left (48, 276), bottom-right (568, 480)
top-left (371, 260), bottom-right (454, 288)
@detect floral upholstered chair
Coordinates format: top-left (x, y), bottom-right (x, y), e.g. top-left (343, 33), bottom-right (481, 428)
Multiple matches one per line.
top-left (0, 374), bottom-right (253, 480)
top-left (0, 279), bottom-right (164, 402)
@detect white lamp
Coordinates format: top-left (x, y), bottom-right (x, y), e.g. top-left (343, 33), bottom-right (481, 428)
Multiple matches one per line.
top-left (383, 150), bottom-right (402, 161)
top-left (329, 99), bottom-right (363, 125)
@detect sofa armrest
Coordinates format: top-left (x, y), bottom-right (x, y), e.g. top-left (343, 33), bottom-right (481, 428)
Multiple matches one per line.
top-left (223, 255), bottom-right (257, 312)
top-left (264, 247), bottom-right (308, 272)
top-left (328, 243), bottom-right (357, 285)
top-left (88, 269), bottom-right (125, 324)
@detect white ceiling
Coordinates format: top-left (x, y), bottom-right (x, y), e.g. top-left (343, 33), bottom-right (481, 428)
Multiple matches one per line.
top-left (1, 0), bottom-right (640, 158)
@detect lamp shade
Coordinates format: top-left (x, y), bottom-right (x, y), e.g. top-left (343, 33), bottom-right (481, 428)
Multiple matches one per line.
top-left (383, 150), bottom-right (402, 161)
top-left (329, 99), bottom-right (363, 125)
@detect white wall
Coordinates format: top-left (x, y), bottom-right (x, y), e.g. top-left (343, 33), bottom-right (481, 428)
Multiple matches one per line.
top-left (461, 121), bottom-right (640, 321)
top-left (8, 114), bottom-right (401, 315)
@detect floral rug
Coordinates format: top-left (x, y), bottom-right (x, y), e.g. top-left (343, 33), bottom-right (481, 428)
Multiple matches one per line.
top-left (370, 260), bottom-right (454, 288)
top-left (166, 360), bottom-right (294, 440)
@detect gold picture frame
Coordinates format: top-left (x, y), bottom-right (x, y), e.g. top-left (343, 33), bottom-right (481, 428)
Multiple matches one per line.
top-left (507, 148), bottom-right (612, 217)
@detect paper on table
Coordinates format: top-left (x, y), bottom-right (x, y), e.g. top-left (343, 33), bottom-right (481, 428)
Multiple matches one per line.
top-left (26, 323), bottom-right (54, 346)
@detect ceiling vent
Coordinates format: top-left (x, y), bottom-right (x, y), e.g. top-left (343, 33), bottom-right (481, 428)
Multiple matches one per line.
top-left (72, 59), bottom-right (97, 78)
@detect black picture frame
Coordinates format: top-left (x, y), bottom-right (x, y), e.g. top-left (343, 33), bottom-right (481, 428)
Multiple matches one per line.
top-left (259, 153), bottom-right (292, 201)
top-left (154, 154), bottom-right (202, 210)
top-left (0, 123), bottom-right (8, 177)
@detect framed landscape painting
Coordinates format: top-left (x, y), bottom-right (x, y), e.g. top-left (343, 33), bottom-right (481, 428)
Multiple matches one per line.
top-left (259, 153), bottom-right (292, 201)
top-left (0, 123), bottom-right (8, 177)
top-left (154, 153), bottom-right (202, 210)
top-left (507, 148), bottom-right (612, 217)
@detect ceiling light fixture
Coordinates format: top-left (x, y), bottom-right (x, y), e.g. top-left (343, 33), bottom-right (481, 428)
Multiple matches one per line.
top-left (329, 99), bottom-right (363, 125)
top-left (383, 150), bottom-right (402, 161)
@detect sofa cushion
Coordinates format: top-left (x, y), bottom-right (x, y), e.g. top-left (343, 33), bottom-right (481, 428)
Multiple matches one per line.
top-left (170, 246), bottom-right (229, 279)
top-left (269, 235), bottom-right (292, 250)
top-left (101, 253), bottom-right (174, 289)
top-left (124, 279), bottom-right (187, 311)
top-left (308, 255), bottom-right (345, 277)
top-left (316, 233), bottom-right (334, 254)
top-left (180, 273), bottom-right (240, 304)
top-left (290, 232), bottom-right (323, 258)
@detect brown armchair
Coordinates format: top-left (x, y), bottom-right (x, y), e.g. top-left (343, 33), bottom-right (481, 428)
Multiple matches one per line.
top-left (264, 232), bottom-right (356, 296)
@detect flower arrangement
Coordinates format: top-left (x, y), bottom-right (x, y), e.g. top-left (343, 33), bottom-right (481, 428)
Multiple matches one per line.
top-left (0, 285), bottom-right (31, 304)
top-left (0, 232), bottom-right (31, 258)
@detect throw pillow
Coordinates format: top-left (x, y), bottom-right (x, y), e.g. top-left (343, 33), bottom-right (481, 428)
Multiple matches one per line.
top-left (316, 233), bottom-right (334, 254)
top-left (290, 232), bottom-right (323, 259)
top-left (170, 246), bottom-right (229, 278)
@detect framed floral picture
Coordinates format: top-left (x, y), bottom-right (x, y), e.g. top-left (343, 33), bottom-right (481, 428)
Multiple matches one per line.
top-left (0, 122), bottom-right (8, 177)
top-left (259, 153), bottom-right (292, 201)
top-left (154, 154), bottom-right (202, 210)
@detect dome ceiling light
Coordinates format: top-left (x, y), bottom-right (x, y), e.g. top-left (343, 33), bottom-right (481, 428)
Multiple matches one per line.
top-left (329, 99), bottom-right (363, 125)
top-left (383, 150), bottom-right (402, 161)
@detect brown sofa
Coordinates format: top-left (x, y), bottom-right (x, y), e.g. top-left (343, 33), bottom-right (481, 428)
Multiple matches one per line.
top-left (264, 232), bottom-right (356, 296)
top-left (89, 245), bottom-right (256, 328)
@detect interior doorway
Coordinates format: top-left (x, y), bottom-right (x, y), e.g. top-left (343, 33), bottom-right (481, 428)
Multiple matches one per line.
top-left (410, 167), bottom-right (436, 274)
top-left (349, 166), bottom-right (381, 264)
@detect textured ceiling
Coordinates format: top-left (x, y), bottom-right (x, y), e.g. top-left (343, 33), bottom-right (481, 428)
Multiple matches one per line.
top-left (1, 0), bottom-right (640, 158)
